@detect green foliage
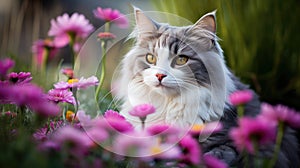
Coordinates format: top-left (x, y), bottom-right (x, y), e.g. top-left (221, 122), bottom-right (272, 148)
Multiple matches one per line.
top-left (152, 0), bottom-right (300, 110)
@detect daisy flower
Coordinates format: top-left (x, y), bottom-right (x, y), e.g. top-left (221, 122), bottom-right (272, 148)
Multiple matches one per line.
top-left (93, 7), bottom-right (128, 28)
top-left (48, 13), bottom-right (94, 47)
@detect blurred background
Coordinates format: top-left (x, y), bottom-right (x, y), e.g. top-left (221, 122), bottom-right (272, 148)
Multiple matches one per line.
top-left (0, 0), bottom-right (299, 110)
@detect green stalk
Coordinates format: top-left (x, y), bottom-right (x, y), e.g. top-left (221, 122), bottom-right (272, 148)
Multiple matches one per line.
top-left (95, 22), bottom-right (110, 104)
top-left (268, 121), bottom-right (284, 168)
top-left (237, 105), bottom-right (244, 117)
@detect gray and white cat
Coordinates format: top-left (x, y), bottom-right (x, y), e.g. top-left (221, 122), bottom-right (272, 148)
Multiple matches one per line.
top-left (116, 8), bottom-right (299, 167)
top-left (118, 8), bottom-right (234, 129)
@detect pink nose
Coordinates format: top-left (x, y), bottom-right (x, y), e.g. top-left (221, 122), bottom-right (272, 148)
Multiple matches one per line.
top-left (156, 73), bottom-right (167, 82)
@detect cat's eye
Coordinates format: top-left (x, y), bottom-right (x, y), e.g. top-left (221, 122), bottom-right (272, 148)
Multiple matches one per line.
top-left (145, 54), bottom-right (157, 64)
top-left (175, 55), bottom-right (189, 65)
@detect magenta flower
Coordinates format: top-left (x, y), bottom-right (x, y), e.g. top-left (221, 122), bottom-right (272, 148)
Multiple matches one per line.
top-left (203, 155), bottom-right (228, 168)
top-left (32, 39), bottom-right (58, 68)
top-left (179, 134), bottom-right (202, 165)
top-left (0, 58), bottom-right (14, 78)
top-left (104, 110), bottom-right (125, 120)
top-left (52, 126), bottom-right (93, 156)
top-left (229, 117), bottom-right (276, 154)
top-left (260, 103), bottom-right (300, 129)
top-left (93, 116), bottom-right (133, 133)
top-left (47, 89), bottom-right (76, 105)
top-left (229, 90), bottom-right (253, 106)
top-left (8, 72), bottom-right (32, 84)
top-left (129, 104), bottom-right (156, 119)
top-left (93, 7), bottom-right (128, 28)
top-left (48, 13), bottom-right (94, 47)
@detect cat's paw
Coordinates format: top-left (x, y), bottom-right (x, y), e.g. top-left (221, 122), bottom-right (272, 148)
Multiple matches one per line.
top-left (204, 145), bottom-right (237, 165)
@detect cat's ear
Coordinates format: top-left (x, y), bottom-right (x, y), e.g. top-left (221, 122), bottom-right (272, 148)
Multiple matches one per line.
top-left (133, 7), bottom-right (157, 37)
top-left (193, 10), bottom-right (217, 34)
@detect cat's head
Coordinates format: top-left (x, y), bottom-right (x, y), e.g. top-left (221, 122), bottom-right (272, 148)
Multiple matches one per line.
top-left (117, 8), bottom-right (234, 114)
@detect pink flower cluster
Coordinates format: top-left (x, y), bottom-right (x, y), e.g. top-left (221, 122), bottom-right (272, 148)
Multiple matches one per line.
top-left (34, 106), bottom-right (227, 168)
top-left (93, 7), bottom-right (128, 28)
top-left (0, 58), bottom-right (60, 117)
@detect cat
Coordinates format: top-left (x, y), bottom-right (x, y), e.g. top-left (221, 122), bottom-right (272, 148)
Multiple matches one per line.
top-left (116, 7), bottom-right (299, 167)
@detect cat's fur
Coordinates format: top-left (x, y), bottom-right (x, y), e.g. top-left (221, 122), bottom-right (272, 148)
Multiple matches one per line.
top-left (116, 8), bottom-right (299, 167)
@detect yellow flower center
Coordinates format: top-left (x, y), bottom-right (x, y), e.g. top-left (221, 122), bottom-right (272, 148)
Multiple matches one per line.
top-left (150, 146), bottom-right (163, 155)
top-left (66, 110), bottom-right (75, 122)
top-left (68, 78), bottom-right (79, 84)
top-left (191, 124), bottom-right (205, 132)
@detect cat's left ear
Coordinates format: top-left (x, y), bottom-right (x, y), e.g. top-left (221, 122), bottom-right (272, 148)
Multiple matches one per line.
top-left (193, 10), bottom-right (217, 34)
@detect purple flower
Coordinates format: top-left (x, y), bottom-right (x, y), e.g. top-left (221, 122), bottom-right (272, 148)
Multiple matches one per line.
top-left (4, 83), bottom-right (61, 117)
top-left (203, 155), bottom-right (228, 168)
top-left (47, 89), bottom-right (76, 105)
top-left (54, 76), bottom-right (98, 90)
top-left (179, 134), bottom-right (202, 165)
top-left (97, 32), bottom-right (116, 41)
top-left (54, 81), bottom-right (70, 90)
top-left (52, 126), bottom-right (93, 156)
top-left (259, 103), bottom-right (300, 129)
top-left (129, 104), bottom-right (156, 119)
top-left (93, 7), bottom-right (128, 28)
top-left (229, 90), bottom-right (253, 106)
top-left (229, 117), bottom-right (276, 154)
top-left (48, 13), bottom-right (94, 47)
top-left (0, 58), bottom-right (14, 78)
top-left (8, 72), bottom-right (32, 84)
top-left (32, 39), bottom-right (58, 68)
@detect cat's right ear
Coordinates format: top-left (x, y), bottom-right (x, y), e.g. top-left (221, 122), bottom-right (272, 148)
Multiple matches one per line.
top-left (133, 7), bottom-right (157, 38)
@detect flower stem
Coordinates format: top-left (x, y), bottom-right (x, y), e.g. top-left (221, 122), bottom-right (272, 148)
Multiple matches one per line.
top-left (95, 40), bottom-right (107, 104)
top-left (237, 105), bottom-right (244, 117)
top-left (268, 121), bottom-right (284, 168)
top-left (95, 22), bottom-right (110, 105)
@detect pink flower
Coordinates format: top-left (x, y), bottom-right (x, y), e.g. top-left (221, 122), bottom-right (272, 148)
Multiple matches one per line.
top-left (229, 117), bottom-right (276, 154)
top-left (229, 90), bottom-right (253, 106)
top-left (93, 116), bottom-right (133, 133)
top-left (47, 89), bottom-right (76, 105)
top-left (189, 122), bottom-right (222, 137)
top-left (93, 7), bottom-right (128, 28)
top-left (86, 127), bottom-right (109, 145)
top-left (129, 104), bottom-right (156, 119)
top-left (113, 131), bottom-right (152, 156)
top-left (104, 110), bottom-right (125, 120)
top-left (53, 76), bottom-right (99, 90)
top-left (179, 134), bottom-right (202, 165)
top-left (97, 32), bottom-right (116, 41)
top-left (259, 103), bottom-right (300, 129)
top-left (0, 58), bottom-right (14, 78)
top-left (48, 13), bottom-right (94, 47)
top-left (8, 72), bottom-right (32, 84)
top-left (61, 68), bottom-right (74, 79)
top-left (52, 126), bottom-right (93, 156)
top-left (203, 155), bottom-right (228, 168)
top-left (32, 39), bottom-right (58, 68)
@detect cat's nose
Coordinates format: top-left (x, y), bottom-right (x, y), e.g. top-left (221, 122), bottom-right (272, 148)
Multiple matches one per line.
top-left (156, 73), bottom-right (167, 82)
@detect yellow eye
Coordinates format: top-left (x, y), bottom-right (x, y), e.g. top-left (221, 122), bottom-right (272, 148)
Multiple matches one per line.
top-left (146, 54), bottom-right (157, 64)
top-left (175, 55), bottom-right (189, 65)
